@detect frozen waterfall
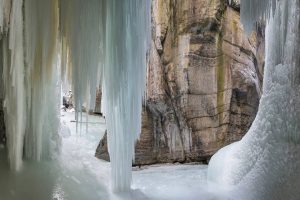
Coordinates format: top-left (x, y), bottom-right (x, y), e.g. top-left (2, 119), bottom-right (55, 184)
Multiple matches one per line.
top-left (208, 0), bottom-right (300, 199)
top-left (0, 0), bottom-right (150, 192)
top-left (1, 0), bottom-right (61, 171)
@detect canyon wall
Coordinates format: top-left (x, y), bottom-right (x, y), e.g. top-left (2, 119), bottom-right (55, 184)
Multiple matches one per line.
top-left (97, 0), bottom-right (265, 164)
top-left (0, 39), bottom-right (6, 145)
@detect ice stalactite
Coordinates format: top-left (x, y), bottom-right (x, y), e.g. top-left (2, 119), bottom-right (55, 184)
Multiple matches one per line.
top-left (1, 0), bottom-right (150, 192)
top-left (208, 0), bottom-right (300, 199)
top-left (240, 0), bottom-right (277, 33)
top-left (102, 0), bottom-right (150, 191)
top-left (59, 0), bottom-right (150, 191)
top-left (59, 0), bottom-right (104, 117)
top-left (1, 0), bottom-right (61, 170)
top-left (23, 0), bottom-right (61, 161)
top-left (2, 0), bottom-right (26, 171)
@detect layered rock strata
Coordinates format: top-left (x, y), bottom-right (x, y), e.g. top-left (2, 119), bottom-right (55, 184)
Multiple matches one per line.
top-left (96, 0), bottom-right (265, 165)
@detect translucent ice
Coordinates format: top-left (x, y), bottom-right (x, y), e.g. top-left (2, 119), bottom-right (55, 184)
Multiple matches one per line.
top-left (1, 0), bottom-right (150, 192)
top-left (2, 0), bottom-right (25, 171)
top-left (2, 0), bottom-right (62, 170)
top-left (59, 0), bottom-right (151, 191)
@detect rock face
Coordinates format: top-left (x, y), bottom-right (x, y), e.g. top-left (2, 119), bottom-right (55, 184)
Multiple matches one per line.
top-left (94, 88), bottom-right (102, 114)
top-left (96, 0), bottom-right (265, 165)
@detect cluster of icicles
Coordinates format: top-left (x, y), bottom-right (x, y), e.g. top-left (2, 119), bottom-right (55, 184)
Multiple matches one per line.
top-left (208, 0), bottom-right (300, 199)
top-left (1, 0), bottom-right (300, 196)
top-left (0, 0), bottom-right (150, 192)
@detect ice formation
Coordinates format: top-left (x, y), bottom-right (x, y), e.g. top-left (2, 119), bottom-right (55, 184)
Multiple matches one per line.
top-left (1, 0), bottom-right (150, 192)
top-left (1, 0), bottom-right (61, 170)
top-left (208, 0), bottom-right (300, 199)
top-left (59, 0), bottom-right (150, 191)
top-left (2, 0), bottom-right (26, 171)
top-left (23, 0), bottom-right (61, 161)
top-left (240, 0), bottom-right (277, 33)
top-left (101, 1), bottom-right (150, 191)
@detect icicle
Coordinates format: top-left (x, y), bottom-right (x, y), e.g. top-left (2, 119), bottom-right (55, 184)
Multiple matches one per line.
top-left (2, 0), bottom-right (61, 170)
top-left (23, 0), bottom-right (61, 160)
top-left (2, 0), bottom-right (26, 171)
top-left (59, 0), bottom-right (104, 115)
top-left (102, 0), bottom-right (151, 191)
top-left (2, 0), bottom-right (150, 191)
top-left (59, 0), bottom-right (151, 191)
top-left (240, 0), bottom-right (277, 33)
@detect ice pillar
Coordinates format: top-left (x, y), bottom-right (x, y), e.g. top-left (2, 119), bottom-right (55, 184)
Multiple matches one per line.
top-left (59, 0), bottom-right (150, 191)
top-left (1, 0), bottom-right (60, 170)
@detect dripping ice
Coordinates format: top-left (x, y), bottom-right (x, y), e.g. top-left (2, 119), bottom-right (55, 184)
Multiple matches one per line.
top-left (59, 0), bottom-right (151, 191)
top-left (1, 0), bottom-right (61, 170)
top-left (0, 0), bottom-right (151, 192)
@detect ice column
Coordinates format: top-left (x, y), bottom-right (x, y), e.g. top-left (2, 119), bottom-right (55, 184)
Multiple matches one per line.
top-left (208, 0), bottom-right (300, 199)
top-left (1, 0), bottom-right (61, 170)
top-left (2, 0), bottom-right (26, 171)
top-left (59, 0), bottom-right (150, 191)
top-left (102, 0), bottom-right (150, 191)
top-left (23, 0), bottom-right (61, 161)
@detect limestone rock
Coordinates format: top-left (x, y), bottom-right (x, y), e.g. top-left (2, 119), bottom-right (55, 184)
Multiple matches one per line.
top-left (94, 88), bottom-right (102, 114)
top-left (96, 0), bottom-right (265, 165)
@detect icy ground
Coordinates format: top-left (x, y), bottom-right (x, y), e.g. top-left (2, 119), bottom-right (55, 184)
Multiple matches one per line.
top-left (0, 111), bottom-right (225, 200)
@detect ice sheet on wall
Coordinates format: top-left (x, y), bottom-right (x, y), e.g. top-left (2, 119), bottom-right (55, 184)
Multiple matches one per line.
top-left (208, 0), bottom-right (300, 199)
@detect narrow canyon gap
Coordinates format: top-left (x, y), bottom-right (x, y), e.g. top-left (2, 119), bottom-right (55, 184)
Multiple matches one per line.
top-left (0, 0), bottom-right (150, 192)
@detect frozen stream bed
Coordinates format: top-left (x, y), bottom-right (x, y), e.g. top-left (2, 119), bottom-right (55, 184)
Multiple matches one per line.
top-left (0, 111), bottom-right (224, 200)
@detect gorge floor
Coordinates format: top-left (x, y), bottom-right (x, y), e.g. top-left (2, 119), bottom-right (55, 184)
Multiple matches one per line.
top-left (0, 111), bottom-right (224, 200)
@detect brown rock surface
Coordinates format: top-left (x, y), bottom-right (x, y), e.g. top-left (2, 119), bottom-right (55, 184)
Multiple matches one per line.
top-left (96, 0), bottom-right (265, 165)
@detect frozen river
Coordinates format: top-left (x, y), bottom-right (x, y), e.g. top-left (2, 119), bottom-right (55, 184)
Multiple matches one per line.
top-left (0, 111), bottom-right (223, 200)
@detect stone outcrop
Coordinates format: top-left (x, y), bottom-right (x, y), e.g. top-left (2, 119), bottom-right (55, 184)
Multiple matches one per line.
top-left (94, 88), bottom-right (102, 114)
top-left (96, 0), bottom-right (265, 165)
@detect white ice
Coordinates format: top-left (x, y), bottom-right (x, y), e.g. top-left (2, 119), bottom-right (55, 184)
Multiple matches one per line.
top-left (0, 111), bottom-right (223, 200)
top-left (1, 0), bottom-right (150, 192)
top-left (59, 0), bottom-right (151, 191)
top-left (208, 0), bottom-right (300, 199)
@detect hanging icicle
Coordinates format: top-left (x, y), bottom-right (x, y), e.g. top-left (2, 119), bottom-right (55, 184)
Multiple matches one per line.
top-left (2, 0), bottom-right (26, 171)
top-left (59, 0), bottom-right (104, 116)
top-left (2, 0), bottom-right (150, 192)
top-left (240, 0), bottom-right (277, 33)
top-left (23, 0), bottom-right (61, 161)
top-left (2, 0), bottom-right (61, 170)
top-left (59, 0), bottom-right (150, 191)
top-left (102, 0), bottom-right (151, 191)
